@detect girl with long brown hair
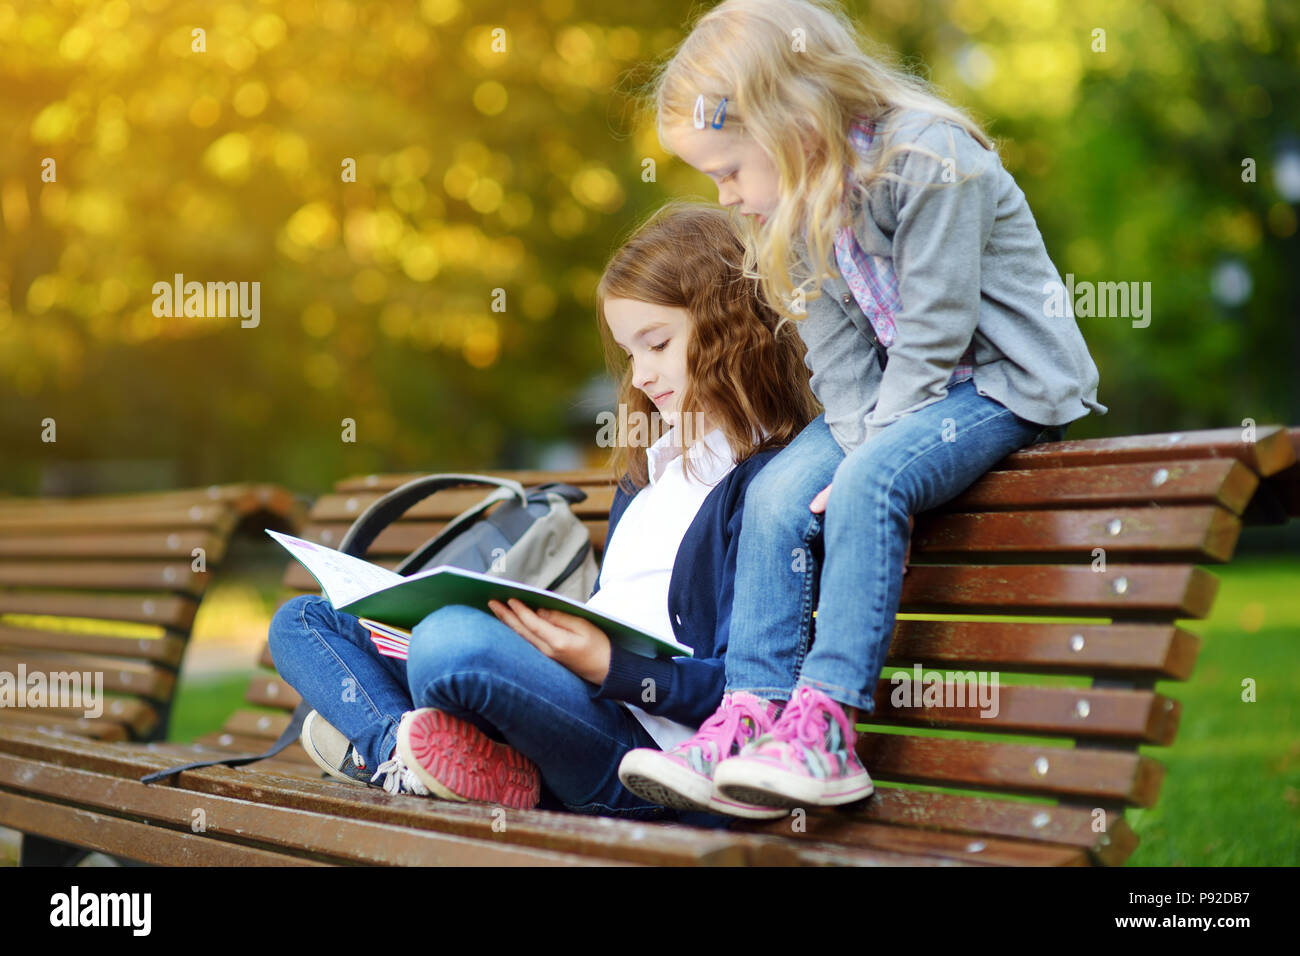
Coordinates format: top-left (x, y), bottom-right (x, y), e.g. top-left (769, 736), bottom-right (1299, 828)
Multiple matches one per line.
top-left (268, 201), bottom-right (817, 819)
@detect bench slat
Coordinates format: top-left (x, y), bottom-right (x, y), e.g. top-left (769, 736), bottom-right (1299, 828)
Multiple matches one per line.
top-left (0, 531), bottom-right (224, 562)
top-left (0, 753), bottom-right (628, 867)
top-left (894, 564), bottom-right (1218, 618)
top-left (885, 622), bottom-right (1200, 680)
top-left (995, 424), bottom-right (1296, 477)
top-left (781, 842), bottom-right (977, 865)
top-left (243, 676), bottom-right (300, 711)
top-left (0, 483), bottom-right (302, 518)
top-left (914, 505), bottom-right (1241, 562)
top-left (0, 507), bottom-right (238, 535)
top-left (0, 711), bottom-right (130, 740)
top-left (0, 592), bottom-right (197, 630)
top-left (0, 652), bottom-right (175, 701)
top-left (860, 732), bottom-right (1163, 806)
top-left (732, 785), bottom-right (1137, 865)
top-left (0, 788), bottom-right (315, 866)
top-left (0, 625), bottom-right (184, 666)
top-left (944, 458), bottom-right (1258, 514)
top-left (0, 561), bottom-right (208, 596)
top-left (740, 816), bottom-right (1087, 866)
top-left (0, 702), bottom-right (157, 738)
top-left (192, 729), bottom-right (316, 763)
top-left (867, 682), bottom-right (1180, 744)
top-left (224, 708), bottom-right (299, 740)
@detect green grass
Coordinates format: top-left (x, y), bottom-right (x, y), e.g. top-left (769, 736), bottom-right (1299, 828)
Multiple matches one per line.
top-left (163, 554), bottom-right (1300, 865)
top-left (1125, 554), bottom-right (1300, 866)
top-left (166, 673), bottom-right (261, 744)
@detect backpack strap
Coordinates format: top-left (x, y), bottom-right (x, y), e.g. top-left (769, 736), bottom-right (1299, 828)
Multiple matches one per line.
top-left (139, 700), bottom-right (312, 784)
top-left (396, 482), bottom-right (591, 575)
top-left (338, 474), bottom-right (528, 558)
top-left (394, 485), bottom-right (519, 574)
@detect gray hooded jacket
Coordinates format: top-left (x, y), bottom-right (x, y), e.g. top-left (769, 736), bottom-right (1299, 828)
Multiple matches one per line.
top-left (793, 108), bottom-right (1108, 454)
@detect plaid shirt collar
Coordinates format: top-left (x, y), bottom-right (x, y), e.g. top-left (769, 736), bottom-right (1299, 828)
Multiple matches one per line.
top-left (842, 117), bottom-right (895, 259)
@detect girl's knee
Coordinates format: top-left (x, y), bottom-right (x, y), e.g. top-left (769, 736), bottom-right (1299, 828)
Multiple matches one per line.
top-left (832, 448), bottom-right (894, 496)
top-left (408, 605), bottom-right (498, 675)
top-left (747, 464), bottom-right (815, 522)
top-left (267, 594), bottom-right (321, 655)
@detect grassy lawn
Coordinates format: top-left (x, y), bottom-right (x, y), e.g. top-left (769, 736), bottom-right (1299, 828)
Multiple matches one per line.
top-left (165, 553), bottom-right (1300, 865)
top-left (1125, 554), bottom-right (1300, 866)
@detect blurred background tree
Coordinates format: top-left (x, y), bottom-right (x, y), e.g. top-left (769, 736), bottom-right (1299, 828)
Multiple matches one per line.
top-left (1, 0), bottom-right (1296, 498)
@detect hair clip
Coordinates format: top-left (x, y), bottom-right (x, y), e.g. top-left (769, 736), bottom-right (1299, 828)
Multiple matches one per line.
top-left (711, 96), bottom-right (727, 129)
top-left (692, 94), bottom-right (728, 130)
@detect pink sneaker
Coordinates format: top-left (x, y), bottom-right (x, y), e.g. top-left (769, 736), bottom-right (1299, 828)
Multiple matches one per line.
top-left (618, 692), bottom-right (787, 819)
top-left (713, 685), bottom-right (874, 808)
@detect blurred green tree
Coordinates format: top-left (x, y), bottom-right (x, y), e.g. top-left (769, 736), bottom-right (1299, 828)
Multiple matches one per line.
top-left (0, 0), bottom-right (1295, 495)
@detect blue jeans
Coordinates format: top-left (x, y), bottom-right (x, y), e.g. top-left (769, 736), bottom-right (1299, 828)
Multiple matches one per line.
top-left (725, 379), bottom-right (1061, 713)
top-left (267, 595), bottom-right (680, 819)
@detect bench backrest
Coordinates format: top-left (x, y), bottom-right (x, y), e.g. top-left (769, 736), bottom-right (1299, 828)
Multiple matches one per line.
top-left (0, 484), bottom-right (304, 742)
top-left (215, 428), bottom-right (1298, 864)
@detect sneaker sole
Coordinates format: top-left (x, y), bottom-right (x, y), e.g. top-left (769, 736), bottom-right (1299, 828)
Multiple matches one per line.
top-left (397, 709), bottom-right (541, 810)
top-left (300, 711), bottom-right (367, 787)
top-left (618, 750), bottom-right (714, 811)
top-left (714, 760), bottom-right (875, 808)
top-left (618, 751), bottom-right (788, 820)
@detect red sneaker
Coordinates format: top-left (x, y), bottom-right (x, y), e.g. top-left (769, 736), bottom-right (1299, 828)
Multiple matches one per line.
top-left (395, 708), bottom-right (541, 809)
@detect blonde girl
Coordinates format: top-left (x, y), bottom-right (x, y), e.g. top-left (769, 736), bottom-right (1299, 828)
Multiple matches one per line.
top-left (618, 0), bottom-right (1107, 813)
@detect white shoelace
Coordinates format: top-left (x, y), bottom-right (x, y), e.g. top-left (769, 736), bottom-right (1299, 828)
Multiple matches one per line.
top-left (370, 753), bottom-right (430, 796)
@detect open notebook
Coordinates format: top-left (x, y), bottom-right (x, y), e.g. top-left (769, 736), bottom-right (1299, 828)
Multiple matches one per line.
top-left (267, 530), bottom-right (692, 661)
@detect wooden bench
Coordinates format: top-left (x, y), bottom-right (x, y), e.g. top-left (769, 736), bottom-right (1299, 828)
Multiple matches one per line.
top-left (0, 484), bottom-right (304, 864)
top-left (0, 426), bottom-right (1295, 865)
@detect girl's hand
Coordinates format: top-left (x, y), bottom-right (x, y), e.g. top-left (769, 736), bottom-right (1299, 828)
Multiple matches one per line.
top-left (809, 484), bottom-right (915, 575)
top-left (487, 598), bottom-right (612, 684)
top-left (809, 483), bottom-right (833, 513)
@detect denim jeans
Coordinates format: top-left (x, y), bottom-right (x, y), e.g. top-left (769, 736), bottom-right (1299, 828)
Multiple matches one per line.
top-left (267, 595), bottom-right (682, 819)
top-left (725, 378), bottom-right (1062, 713)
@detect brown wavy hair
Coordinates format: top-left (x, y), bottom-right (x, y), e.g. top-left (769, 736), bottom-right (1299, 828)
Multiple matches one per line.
top-left (596, 200), bottom-right (820, 493)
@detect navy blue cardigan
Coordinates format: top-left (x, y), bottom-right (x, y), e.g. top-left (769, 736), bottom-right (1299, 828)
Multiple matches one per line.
top-left (585, 448), bottom-right (778, 729)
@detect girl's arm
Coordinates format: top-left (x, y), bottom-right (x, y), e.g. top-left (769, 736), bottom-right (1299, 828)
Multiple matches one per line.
top-left (593, 626), bottom-right (725, 729)
top-left (861, 118), bottom-right (998, 442)
top-left (487, 598), bottom-right (725, 728)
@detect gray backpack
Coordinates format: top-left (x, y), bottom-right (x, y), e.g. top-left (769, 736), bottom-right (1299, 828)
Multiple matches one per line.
top-left (141, 474), bottom-right (599, 784)
top-left (337, 473), bottom-right (599, 601)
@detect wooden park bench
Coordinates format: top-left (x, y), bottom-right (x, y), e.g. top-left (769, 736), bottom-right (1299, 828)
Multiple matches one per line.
top-left (0, 484), bottom-right (305, 864)
top-left (0, 425), bottom-right (1295, 865)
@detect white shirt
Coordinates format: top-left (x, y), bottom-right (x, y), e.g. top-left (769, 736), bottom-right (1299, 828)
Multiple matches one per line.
top-left (585, 423), bottom-right (739, 750)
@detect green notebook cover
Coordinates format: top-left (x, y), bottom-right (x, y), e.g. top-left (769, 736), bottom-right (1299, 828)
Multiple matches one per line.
top-left (267, 529), bottom-right (691, 660)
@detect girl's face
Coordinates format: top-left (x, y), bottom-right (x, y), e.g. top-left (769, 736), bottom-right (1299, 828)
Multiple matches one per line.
top-left (663, 124), bottom-right (781, 225)
top-left (603, 297), bottom-right (699, 431)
